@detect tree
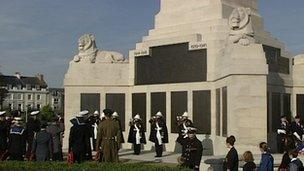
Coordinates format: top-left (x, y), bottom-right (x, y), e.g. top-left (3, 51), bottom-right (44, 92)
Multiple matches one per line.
top-left (0, 74), bottom-right (8, 110)
top-left (41, 104), bottom-right (55, 122)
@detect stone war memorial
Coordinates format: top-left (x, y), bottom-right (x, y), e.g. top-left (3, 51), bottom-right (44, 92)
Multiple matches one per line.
top-left (64, 0), bottom-right (304, 155)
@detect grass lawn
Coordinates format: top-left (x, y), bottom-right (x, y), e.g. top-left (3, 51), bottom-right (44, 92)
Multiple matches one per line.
top-left (0, 160), bottom-right (191, 171)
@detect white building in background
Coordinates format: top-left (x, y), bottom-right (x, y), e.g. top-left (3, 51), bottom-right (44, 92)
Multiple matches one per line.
top-left (48, 88), bottom-right (64, 115)
top-left (0, 72), bottom-right (64, 114)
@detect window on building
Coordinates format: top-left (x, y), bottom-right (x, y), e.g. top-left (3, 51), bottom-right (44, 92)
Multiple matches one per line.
top-left (18, 104), bottom-right (22, 111)
top-left (53, 98), bottom-right (59, 104)
top-left (6, 93), bottom-right (12, 100)
top-left (263, 45), bottom-right (280, 64)
top-left (17, 94), bottom-right (22, 100)
top-left (37, 94), bottom-right (41, 100)
top-left (9, 103), bottom-right (12, 110)
top-left (26, 84), bottom-right (31, 90)
top-left (27, 104), bottom-right (32, 110)
top-left (7, 84), bottom-right (12, 90)
top-left (17, 85), bottom-right (22, 90)
top-left (12, 93), bottom-right (21, 100)
top-left (52, 91), bottom-right (58, 96)
top-left (28, 94), bottom-right (32, 100)
top-left (36, 85), bottom-right (41, 90)
top-left (37, 104), bottom-right (41, 110)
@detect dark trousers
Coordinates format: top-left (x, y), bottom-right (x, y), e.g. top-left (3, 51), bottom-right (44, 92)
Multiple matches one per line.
top-left (277, 134), bottom-right (286, 153)
top-left (155, 143), bottom-right (163, 157)
top-left (52, 152), bottom-right (63, 161)
top-left (9, 153), bottom-right (24, 161)
top-left (73, 151), bottom-right (86, 163)
top-left (133, 143), bottom-right (141, 155)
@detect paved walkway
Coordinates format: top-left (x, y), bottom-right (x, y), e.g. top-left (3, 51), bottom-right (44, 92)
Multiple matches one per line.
top-left (118, 150), bottom-right (304, 170)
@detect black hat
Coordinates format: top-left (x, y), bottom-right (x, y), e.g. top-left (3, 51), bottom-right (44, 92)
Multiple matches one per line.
top-left (103, 109), bottom-right (113, 117)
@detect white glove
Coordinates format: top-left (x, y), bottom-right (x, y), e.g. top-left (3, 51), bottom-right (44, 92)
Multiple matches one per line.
top-left (294, 132), bottom-right (301, 141)
top-left (277, 129), bottom-right (286, 134)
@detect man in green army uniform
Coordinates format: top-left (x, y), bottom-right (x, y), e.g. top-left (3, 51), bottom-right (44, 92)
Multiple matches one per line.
top-left (95, 109), bottom-right (122, 162)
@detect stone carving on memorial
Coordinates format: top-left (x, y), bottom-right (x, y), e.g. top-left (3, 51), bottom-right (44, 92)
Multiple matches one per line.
top-left (73, 34), bottom-right (127, 63)
top-left (228, 7), bottom-right (255, 46)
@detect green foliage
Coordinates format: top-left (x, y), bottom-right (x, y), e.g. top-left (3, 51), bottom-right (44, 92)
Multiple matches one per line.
top-left (40, 104), bottom-right (55, 122)
top-left (0, 161), bottom-right (191, 171)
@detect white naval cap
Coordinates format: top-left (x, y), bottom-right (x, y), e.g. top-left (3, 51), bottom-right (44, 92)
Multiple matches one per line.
top-left (0, 111), bottom-right (6, 116)
top-left (93, 111), bottom-right (99, 115)
top-left (13, 117), bottom-right (23, 122)
top-left (76, 110), bottom-right (89, 117)
top-left (30, 111), bottom-right (40, 116)
top-left (156, 111), bottom-right (163, 117)
top-left (182, 111), bottom-right (188, 117)
top-left (134, 114), bottom-right (141, 120)
top-left (112, 112), bottom-right (119, 118)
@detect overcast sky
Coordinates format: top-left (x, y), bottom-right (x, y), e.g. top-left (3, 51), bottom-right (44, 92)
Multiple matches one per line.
top-left (0, 0), bottom-right (303, 87)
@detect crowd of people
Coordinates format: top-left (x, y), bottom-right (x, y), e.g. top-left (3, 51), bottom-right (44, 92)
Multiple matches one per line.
top-left (1, 108), bottom-right (304, 171)
top-left (67, 109), bottom-right (203, 170)
top-left (224, 114), bottom-right (304, 171)
top-left (0, 110), bottom-right (64, 162)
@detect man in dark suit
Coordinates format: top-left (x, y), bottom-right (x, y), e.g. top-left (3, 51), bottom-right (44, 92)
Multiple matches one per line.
top-left (69, 110), bottom-right (91, 163)
top-left (46, 117), bottom-right (64, 161)
top-left (31, 121), bottom-right (52, 161)
top-left (149, 112), bottom-right (168, 158)
top-left (0, 111), bottom-right (9, 160)
top-left (26, 111), bottom-right (41, 159)
top-left (8, 117), bottom-right (27, 161)
top-left (180, 127), bottom-right (203, 171)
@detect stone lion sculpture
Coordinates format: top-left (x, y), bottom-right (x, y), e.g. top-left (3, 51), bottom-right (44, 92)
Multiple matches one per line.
top-left (73, 34), bottom-right (127, 63)
top-left (228, 7), bottom-right (255, 46)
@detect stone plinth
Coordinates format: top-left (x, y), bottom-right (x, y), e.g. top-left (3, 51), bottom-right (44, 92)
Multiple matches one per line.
top-left (63, 0), bottom-right (296, 156)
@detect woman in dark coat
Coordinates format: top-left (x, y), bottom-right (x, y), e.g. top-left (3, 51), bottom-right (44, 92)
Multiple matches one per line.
top-left (127, 114), bottom-right (146, 155)
top-left (242, 151), bottom-right (256, 171)
top-left (225, 135), bottom-right (239, 171)
top-left (258, 142), bottom-right (274, 171)
top-left (278, 136), bottom-right (294, 171)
